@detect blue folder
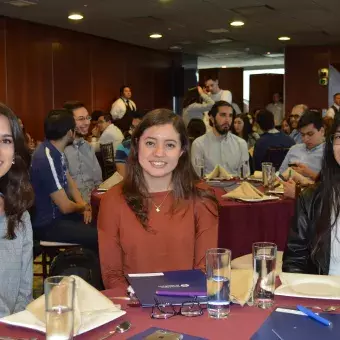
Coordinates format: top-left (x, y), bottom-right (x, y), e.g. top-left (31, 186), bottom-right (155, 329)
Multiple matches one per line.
top-left (126, 269), bottom-right (207, 307)
top-left (127, 327), bottom-right (207, 340)
top-left (251, 309), bottom-right (340, 340)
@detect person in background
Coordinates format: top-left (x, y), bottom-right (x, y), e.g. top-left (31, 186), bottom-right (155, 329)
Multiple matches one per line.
top-left (233, 113), bottom-right (260, 150)
top-left (30, 109), bottom-right (98, 252)
top-left (191, 101), bottom-right (249, 176)
top-left (63, 101), bottom-right (102, 203)
top-left (187, 118), bottom-right (206, 145)
top-left (115, 111), bottom-right (145, 178)
top-left (289, 104), bottom-right (308, 144)
top-left (0, 103), bottom-right (34, 317)
top-left (204, 76), bottom-right (232, 104)
top-left (93, 114), bottom-right (124, 153)
top-left (252, 108), bottom-right (263, 135)
top-left (17, 117), bottom-right (35, 152)
top-left (266, 92), bottom-right (284, 128)
top-left (281, 118), bottom-right (291, 135)
top-left (253, 110), bottom-right (295, 171)
top-left (90, 110), bottom-right (104, 139)
top-left (98, 109), bottom-right (218, 291)
top-left (110, 86), bottom-right (137, 135)
top-left (182, 86), bottom-right (214, 126)
top-left (283, 116), bottom-right (340, 275)
top-left (280, 110), bottom-right (325, 179)
top-left (326, 93), bottom-right (340, 119)
top-left (323, 116), bottom-right (334, 138)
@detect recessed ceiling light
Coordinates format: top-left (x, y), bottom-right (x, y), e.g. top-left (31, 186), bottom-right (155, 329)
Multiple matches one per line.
top-left (266, 52), bottom-right (271, 55)
top-left (230, 21), bottom-right (245, 27)
top-left (150, 33), bottom-right (163, 39)
top-left (169, 45), bottom-right (182, 50)
top-left (278, 36), bottom-right (291, 41)
top-left (222, 65), bottom-right (227, 68)
top-left (208, 38), bottom-right (232, 44)
top-left (206, 28), bottom-right (229, 34)
top-left (265, 53), bottom-right (285, 58)
top-left (68, 13), bottom-right (84, 20)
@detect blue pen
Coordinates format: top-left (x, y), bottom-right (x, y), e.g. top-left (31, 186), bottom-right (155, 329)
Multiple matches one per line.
top-left (297, 305), bottom-right (332, 326)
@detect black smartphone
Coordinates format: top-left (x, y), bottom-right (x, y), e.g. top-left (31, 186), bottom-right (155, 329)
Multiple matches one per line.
top-left (288, 163), bottom-right (297, 167)
top-left (275, 171), bottom-right (286, 182)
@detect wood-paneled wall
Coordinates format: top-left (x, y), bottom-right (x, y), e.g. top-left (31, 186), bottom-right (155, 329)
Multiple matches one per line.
top-left (0, 17), bottom-right (177, 140)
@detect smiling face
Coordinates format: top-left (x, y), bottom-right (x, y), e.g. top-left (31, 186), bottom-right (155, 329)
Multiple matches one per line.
top-left (0, 115), bottom-right (15, 178)
top-left (138, 123), bottom-right (183, 182)
top-left (73, 107), bottom-right (90, 136)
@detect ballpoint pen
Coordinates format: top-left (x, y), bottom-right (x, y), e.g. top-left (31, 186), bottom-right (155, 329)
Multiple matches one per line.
top-left (296, 305), bottom-right (332, 326)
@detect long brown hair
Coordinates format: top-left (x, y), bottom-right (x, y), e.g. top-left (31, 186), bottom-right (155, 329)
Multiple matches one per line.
top-left (122, 108), bottom-right (218, 230)
top-left (0, 103), bottom-right (34, 239)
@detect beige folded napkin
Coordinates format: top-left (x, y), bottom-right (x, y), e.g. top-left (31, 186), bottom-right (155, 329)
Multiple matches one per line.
top-left (253, 171), bottom-right (262, 179)
top-left (206, 269), bottom-right (254, 307)
top-left (26, 275), bottom-right (121, 335)
top-left (205, 165), bottom-right (233, 180)
top-left (99, 171), bottom-right (123, 190)
top-left (282, 167), bottom-right (314, 186)
top-left (223, 182), bottom-right (264, 200)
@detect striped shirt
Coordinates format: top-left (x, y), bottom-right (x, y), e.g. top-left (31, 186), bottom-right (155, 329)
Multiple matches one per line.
top-left (30, 140), bottom-right (68, 228)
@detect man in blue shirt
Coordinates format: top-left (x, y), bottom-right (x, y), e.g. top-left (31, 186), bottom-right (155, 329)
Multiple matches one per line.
top-left (253, 109), bottom-right (295, 171)
top-left (289, 104), bottom-right (308, 144)
top-left (115, 111), bottom-right (144, 177)
top-left (31, 109), bottom-right (97, 252)
top-left (280, 110), bottom-right (325, 180)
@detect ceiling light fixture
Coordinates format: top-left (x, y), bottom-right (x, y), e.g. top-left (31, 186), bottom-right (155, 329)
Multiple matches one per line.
top-left (68, 13), bottom-right (84, 20)
top-left (150, 33), bottom-right (163, 39)
top-left (278, 36), bottom-right (291, 41)
top-left (169, 46), bottom-right (182, 50)
top-left (222, 65), bottom-right (227, 68)
top-left (230, 21), bottom-right (245, 27)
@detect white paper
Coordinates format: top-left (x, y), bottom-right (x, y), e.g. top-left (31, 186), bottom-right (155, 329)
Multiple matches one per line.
top-left (128, 272), bottom-right (164, 277)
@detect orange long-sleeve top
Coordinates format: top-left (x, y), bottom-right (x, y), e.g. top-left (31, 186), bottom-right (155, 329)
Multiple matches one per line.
top-left (98, 184), bottom-right (218, 293)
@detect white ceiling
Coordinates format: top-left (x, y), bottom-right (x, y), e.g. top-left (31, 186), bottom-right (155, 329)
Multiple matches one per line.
top-left (0, 0), bottom-right (339, 68)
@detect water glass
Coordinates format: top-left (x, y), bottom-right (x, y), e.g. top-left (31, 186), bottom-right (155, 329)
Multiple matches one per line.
top-left (252, 242), bottom-right (277, 309)
top-left (194, 157), bottom-right (205, 178)
top-left (239, 160), bottom-right (250, 180)
top-left (262, 162), bottom-right (273, 188)
top-left (206, 248), bottom-right (231, 319)
top-left (45, 276), bottom-right (76, 340)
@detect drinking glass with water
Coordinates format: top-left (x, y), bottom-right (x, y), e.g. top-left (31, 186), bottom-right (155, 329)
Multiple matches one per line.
top-left (262, 162), bottom-right (273, 188)
top-left (206, 248), bottom-right (231, 319)
top-left (45, 276), bottom-right (75, 340)
top-left (252, 242), bottom-right (277, 309)
top-left (194, 157), bottom-right (205, 179)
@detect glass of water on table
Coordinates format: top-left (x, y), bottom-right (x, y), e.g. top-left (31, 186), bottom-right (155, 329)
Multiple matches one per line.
top-left (195, 157), bottom-right (205, 179)
top-left (252, 242), bottom-right (277, 309)
top-left (45, 276), bottom-right (75, 340)
top-left (206, 248), bottom-right (231, 318)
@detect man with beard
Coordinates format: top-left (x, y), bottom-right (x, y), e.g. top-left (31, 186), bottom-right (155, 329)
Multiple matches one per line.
top-left (31, 110), bottom-right (98, 252)
top-left (191, 101), bottom-right (249, 176)
top-left (64, 101), bottom-right (102, 203)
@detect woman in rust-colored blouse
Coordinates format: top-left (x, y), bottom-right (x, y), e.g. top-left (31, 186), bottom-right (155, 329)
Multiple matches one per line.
top-left (98, 108), bottom-right (218, 292)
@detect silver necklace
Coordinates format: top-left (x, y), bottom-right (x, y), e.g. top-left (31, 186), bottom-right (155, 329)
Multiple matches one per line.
top-left (151, 190), bottom-right (172, 212)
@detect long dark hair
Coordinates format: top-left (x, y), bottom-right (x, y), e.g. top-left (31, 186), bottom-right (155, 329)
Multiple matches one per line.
top-left (233, 114), bottom-right (253, 142)
top-left (0, 103), bottom-right (34, 239)
top-left (312, 116), bottom-right (339, 258)
top-left (122, 108), bottom-right (217, 230)
top-left (183, 88), bottom-right (202, 108)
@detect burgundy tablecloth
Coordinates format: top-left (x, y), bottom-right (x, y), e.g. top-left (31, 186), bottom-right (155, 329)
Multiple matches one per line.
top-left (0, 290), bottom-right (337, 340)
top-left (91, 187), bottom-right (295, 259)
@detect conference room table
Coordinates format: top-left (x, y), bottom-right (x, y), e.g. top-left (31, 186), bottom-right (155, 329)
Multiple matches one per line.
top-left (0, 290), bottom-right (337, 339)
top-left (91, 182), bottom-right (295, 259)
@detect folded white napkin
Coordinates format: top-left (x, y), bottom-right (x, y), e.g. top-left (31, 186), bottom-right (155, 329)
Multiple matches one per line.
top-left (223, 182), bottom-right (264, 200)
top-left (99, 171), bottom-right (123, 190)
top-left (0, 276), bottom-right (125, 335)
top-left (205, 165), bottom-right (233, 180)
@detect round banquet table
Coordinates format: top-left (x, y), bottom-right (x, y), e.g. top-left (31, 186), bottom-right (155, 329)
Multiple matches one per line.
top-left (0, 290), bottom-right (338, 340)
top-left (91, 184), bottom-right (295, 259)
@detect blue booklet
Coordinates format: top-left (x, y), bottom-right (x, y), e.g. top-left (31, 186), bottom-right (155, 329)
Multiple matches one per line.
top-left (126, 269), bottom-right (207, 307)
top-left (251, 308), bottom-right (340, 340)
top-left (127, 327), bottom-right (207, 340)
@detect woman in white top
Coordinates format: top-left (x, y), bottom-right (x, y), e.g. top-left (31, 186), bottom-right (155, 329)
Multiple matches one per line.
top-left (283, 116), bottom-right (340, 275)
top-left (0, 103), bottom-right (34, 317)
top-left (182, 86), bottom-right (214, 127)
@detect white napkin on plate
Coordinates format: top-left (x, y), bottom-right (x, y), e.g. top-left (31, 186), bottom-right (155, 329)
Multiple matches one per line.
top-left (0, 275), bottom-right (126, 335)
